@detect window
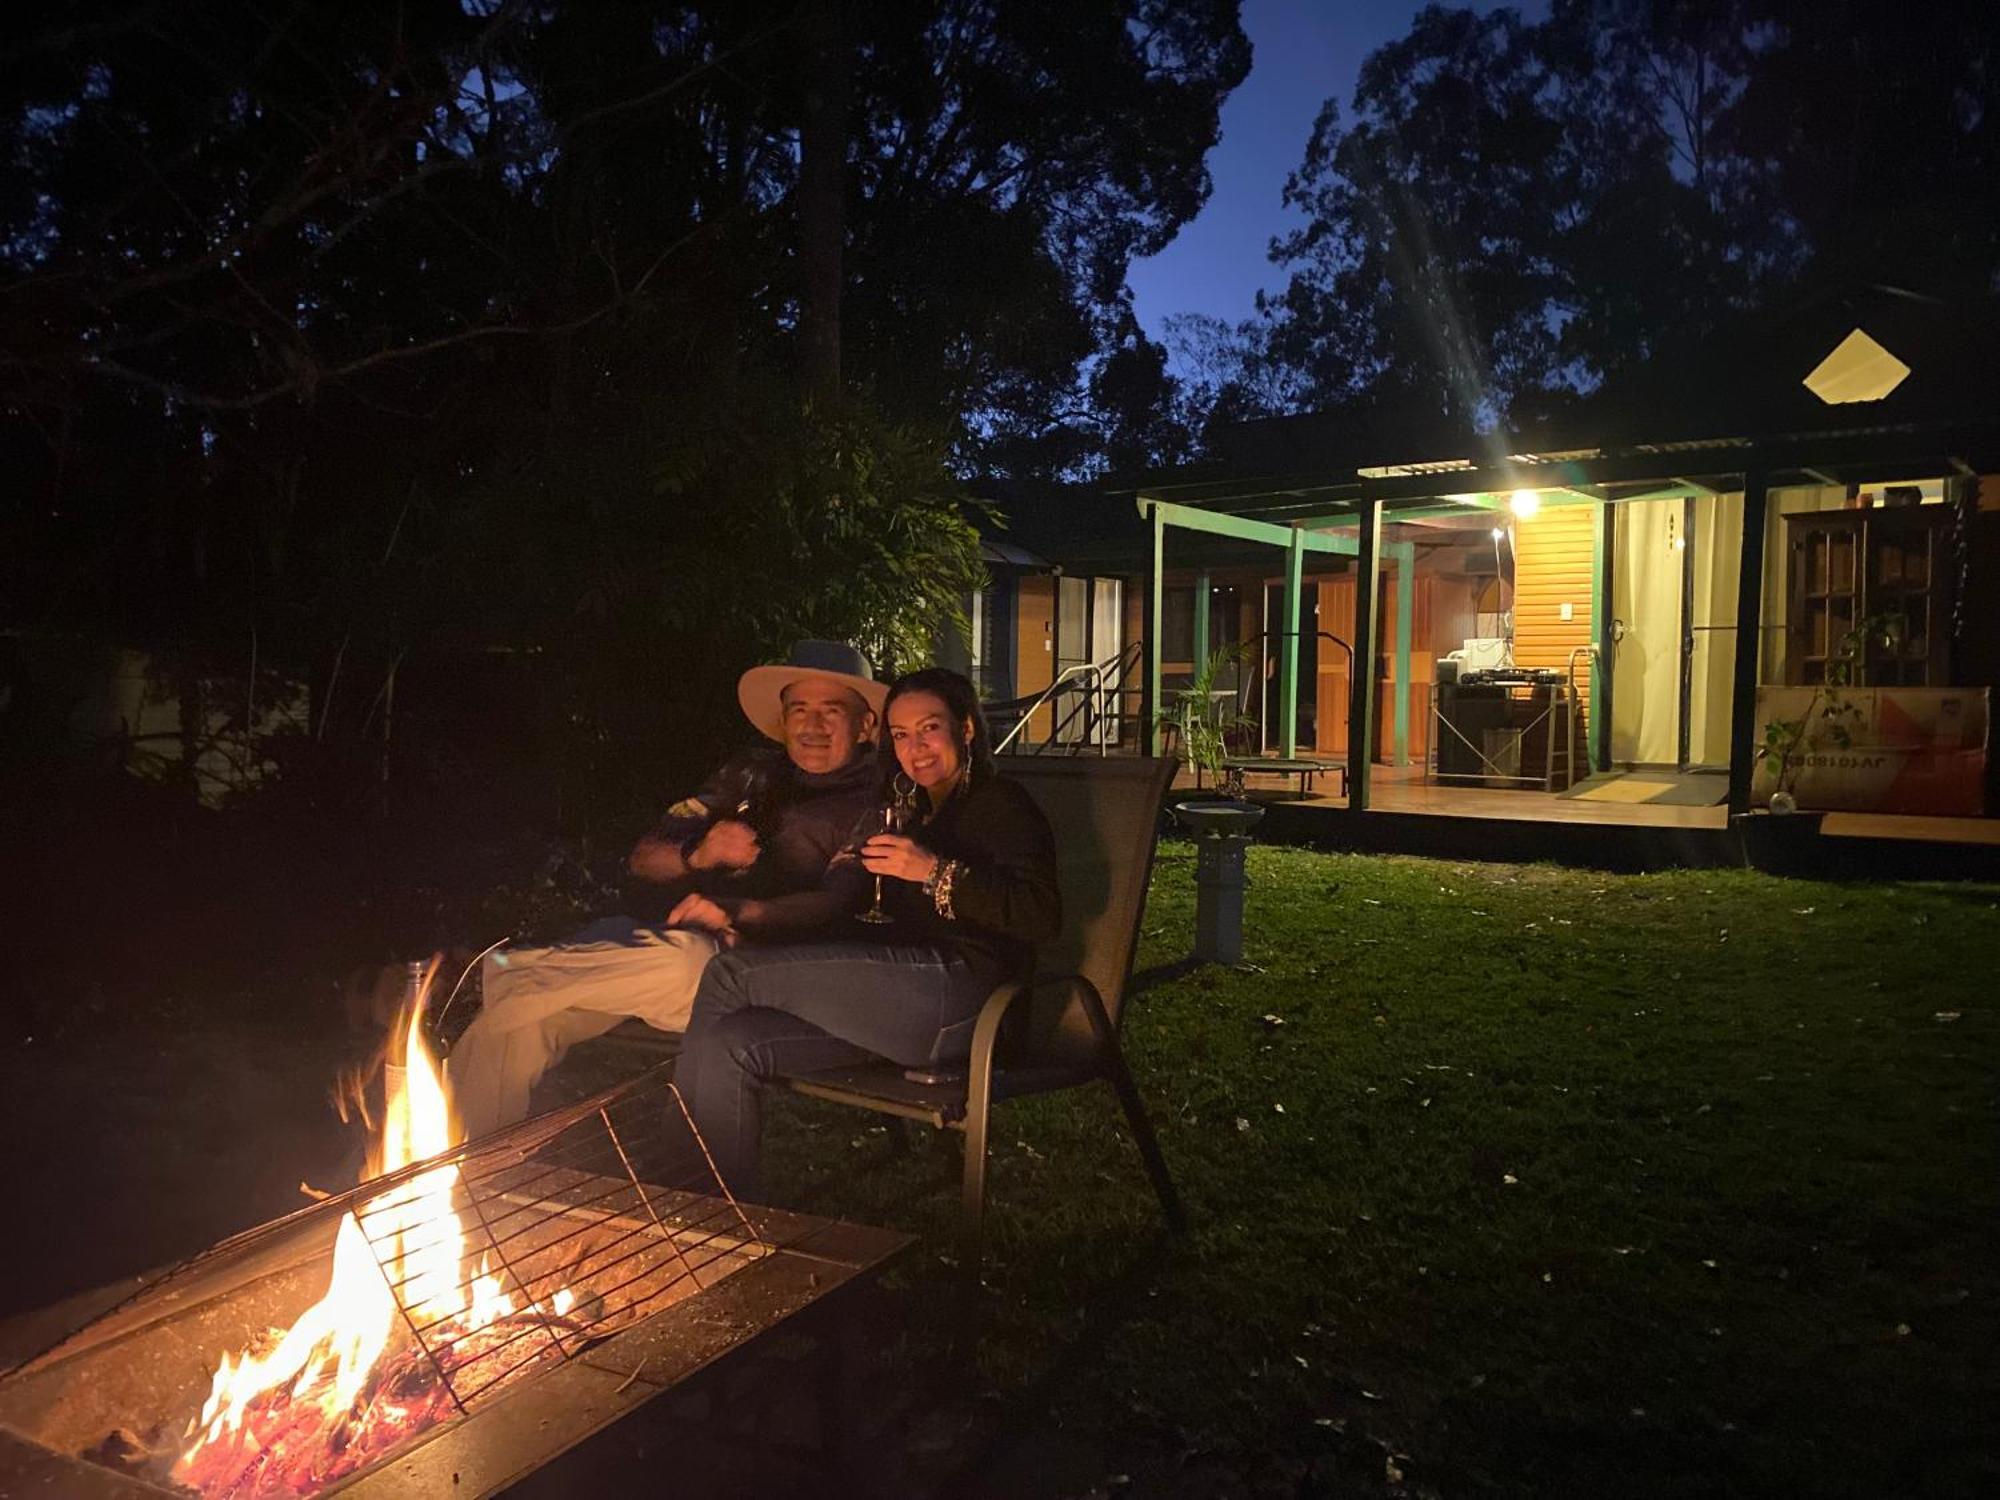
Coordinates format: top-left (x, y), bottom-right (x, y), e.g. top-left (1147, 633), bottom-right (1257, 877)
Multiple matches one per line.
top-left (970, 586), bottom-right (1013, 700)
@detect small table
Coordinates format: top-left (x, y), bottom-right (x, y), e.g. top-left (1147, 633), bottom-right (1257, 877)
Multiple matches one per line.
top-left (1427, 680), bottom-right (1577, 792)
top-left (1213, 757), bottom-right (1348, 800)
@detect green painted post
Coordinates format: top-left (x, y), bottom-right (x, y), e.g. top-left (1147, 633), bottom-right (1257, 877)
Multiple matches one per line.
top-left (1591, 501), bottom-right (1611, 772)
top-left (1192, 568), bottom-right (1211, 670)
top-left (1149, 504), bottom-right (1165, 756)
top-left (1392, 542), bottom-right (1412, 766)
top-left (1725, 471), bottom-right (1770, 815)
top-left (1348, 501), bottom-right (1384, 808)
top-left (1280, 528), bottom-right (1303, 759)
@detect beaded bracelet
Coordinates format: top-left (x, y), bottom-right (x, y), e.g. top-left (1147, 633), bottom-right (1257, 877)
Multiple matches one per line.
top-left (924, 857), bottom-right (963, 921)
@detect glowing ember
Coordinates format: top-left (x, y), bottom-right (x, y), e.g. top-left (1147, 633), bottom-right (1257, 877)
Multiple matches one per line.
top-left (171, 978), bottom-right (572, 1498)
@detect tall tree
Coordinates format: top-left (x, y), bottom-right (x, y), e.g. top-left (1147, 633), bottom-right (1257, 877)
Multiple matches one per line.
top-left (798, 0), bottom-right (848, 400)
top-left (1263, 8), bottom-right (1551, 423)
top-left (839, 0), bottom-right (1249, 470)
top-left (1722, 0), bottom-right (2000, 293)
top-left (1253, 1), bottom-right (1998, 428)
top-left (1, 0), bottom-right (1248, 812)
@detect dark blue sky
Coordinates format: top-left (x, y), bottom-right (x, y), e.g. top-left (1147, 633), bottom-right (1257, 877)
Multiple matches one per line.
top-left (1126, 0), bottom-right (1537, 354)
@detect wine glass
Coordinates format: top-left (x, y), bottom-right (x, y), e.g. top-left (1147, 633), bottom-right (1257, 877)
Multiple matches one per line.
top-left (850, 796), bottom-right (912, 925)
top-left (725, 758), bottom-right (775, 824)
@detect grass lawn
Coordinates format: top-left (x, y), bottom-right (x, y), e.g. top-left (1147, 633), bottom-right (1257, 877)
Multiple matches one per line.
top-left (758, 843), bottom-right (2000, 1498)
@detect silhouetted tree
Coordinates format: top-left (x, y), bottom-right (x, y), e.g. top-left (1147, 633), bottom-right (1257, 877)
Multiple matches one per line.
top-left (1249, 1), bottom-right (1997, 427)
top-left (0, 0), bottom-right (1248, 817)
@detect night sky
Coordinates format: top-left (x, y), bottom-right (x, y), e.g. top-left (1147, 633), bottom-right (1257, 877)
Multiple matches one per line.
top-left (1127, 0), bottom-right (1544, 361)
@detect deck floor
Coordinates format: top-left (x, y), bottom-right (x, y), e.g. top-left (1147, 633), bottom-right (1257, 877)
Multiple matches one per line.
top-left (1183, 762), bottom-right (2000, 845)
top-left (1185, 762), bottom-right (1726, 829)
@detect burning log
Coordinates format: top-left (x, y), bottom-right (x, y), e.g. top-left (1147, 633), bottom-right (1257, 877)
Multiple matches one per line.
top-left (166, 1317), bottom-right (589, 1499)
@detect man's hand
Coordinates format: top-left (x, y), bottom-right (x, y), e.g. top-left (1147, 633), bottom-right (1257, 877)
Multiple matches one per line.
top-left (859, 834), bottom-right (939, 886)
top-left (687, 818), bottom-right (760, 872)
top-left (667, 893), bottom-right (739, 947)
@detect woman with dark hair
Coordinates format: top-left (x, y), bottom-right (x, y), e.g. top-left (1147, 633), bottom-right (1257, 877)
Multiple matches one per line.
top-left (674, 667), bottom-right (1060, 1201)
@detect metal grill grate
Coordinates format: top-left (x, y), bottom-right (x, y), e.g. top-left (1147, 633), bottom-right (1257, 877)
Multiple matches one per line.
top-left (0, 1064), bottom-right (773, 1498)
top-left (342, 1066), bottom-right (768, 1416)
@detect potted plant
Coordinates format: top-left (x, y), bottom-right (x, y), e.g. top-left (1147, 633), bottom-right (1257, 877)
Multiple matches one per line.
top-left (1164, 644), bottom-right (1264, 836)
top-left (1755, 614), bottom-right (1898, 814)
top-left (1746, 615), bottom-right (1898, 867)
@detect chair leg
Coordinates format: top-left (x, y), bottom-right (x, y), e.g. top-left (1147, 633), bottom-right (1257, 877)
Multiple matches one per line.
top-left (954, 979), bottom-right (1024, 1331)
top-left (1073, 980), bottom-right (1188, 1235)
top-left (1103, 1042), bottom-right (1188, 1233)
top-left (958, 1088), bottom-right (991, 1282)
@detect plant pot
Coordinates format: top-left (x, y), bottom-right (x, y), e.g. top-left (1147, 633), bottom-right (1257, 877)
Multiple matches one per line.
top-left (1172, 798), bottom-right (1266, 838)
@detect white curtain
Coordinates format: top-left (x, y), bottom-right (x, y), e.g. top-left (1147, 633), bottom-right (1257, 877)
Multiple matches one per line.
top-left (1686, 492), bottom-right (1743, 769)
top-left (1091, 578), bottom-right (1123, 743)
top-left (1610, 500), bottom-right (1683, 766)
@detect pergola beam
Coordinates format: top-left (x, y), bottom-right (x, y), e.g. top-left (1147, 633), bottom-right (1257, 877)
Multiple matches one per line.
top-left (1126, 422), bottom-right (1999, 515)
top-left (1228, 481), bottom-right (1712, 530)
top-left (1135, 496), bottom-right (1359, 553)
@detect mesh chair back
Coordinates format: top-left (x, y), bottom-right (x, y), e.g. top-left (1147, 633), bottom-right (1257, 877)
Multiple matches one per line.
top-left (999, 757), bottom-right (1175, 1071)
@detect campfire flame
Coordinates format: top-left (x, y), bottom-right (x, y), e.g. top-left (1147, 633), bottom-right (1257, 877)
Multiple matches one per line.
top-left (173, 971), bottom-right (568, 1497)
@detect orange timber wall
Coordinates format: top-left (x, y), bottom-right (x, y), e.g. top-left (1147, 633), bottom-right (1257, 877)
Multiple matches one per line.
top-left (1509, 504), bottom-right (1595, 729)
top-left (1015, 574), bottom-right (1055, 740)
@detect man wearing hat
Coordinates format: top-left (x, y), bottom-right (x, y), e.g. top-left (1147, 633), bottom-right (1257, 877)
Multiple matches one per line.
top-left (448, 641), bottom-right (885, 1138)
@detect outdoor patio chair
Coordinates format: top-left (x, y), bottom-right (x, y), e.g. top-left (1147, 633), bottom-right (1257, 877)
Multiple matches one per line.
top-left (770, 755), bottom-right (1187, 1282)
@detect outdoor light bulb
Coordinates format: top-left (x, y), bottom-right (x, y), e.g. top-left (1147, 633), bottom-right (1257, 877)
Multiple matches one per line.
top-left (1671, 535), bottom-right (1687, 551)
top-left (1509, 490), bottom-right (1541, 519)
top-left (1491, 527), bottom-right (1505, 542)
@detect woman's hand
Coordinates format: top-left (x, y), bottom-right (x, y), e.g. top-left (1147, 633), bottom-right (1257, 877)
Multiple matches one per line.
top-left (859, 834), bottom-right (939, 885)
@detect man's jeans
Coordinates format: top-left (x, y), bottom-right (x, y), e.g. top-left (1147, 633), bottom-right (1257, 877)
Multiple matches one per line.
top-left (447, 919), bottom-right (717, 1140)
top-left (674, 942), bottom-right (990, 1202)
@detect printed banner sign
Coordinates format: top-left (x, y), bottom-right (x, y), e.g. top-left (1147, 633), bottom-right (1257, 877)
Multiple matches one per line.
top-left (1751, 686), bottom-right (1989, 815)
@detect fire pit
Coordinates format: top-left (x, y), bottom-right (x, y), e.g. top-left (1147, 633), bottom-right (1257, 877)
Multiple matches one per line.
top-left (0, 1003), bottom-right (910, 1497)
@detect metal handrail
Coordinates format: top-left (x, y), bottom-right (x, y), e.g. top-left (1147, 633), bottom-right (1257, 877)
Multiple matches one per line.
top-left (1045, 639), bottom-right (1143, 753)
top-left (993, 640), bottom-right (1142, 755)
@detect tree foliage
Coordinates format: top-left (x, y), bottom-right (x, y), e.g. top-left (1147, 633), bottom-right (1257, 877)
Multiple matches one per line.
top-left (1245, 0), bottom-right (2000, 428)
top-left (0, 0), bottom-right (1247, 819)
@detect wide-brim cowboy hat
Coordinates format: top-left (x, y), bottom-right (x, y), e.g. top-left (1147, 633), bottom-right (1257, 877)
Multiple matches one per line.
top-left (737, 639), bottom-right (889, 742)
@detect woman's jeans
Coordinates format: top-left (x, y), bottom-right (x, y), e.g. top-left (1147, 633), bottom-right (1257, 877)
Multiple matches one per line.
top-left (674, 942), bottom-right (990, 1202)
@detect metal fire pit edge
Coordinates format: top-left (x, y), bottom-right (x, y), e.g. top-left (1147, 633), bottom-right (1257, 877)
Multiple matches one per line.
top-left (343, 1207), bottom-right (910, 1497)
top-left (0, 1057), bottom-right (915, 1500)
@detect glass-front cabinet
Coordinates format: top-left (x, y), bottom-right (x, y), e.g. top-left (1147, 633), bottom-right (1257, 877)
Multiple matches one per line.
top-left (1783, 508), bottom-right (1952, 686)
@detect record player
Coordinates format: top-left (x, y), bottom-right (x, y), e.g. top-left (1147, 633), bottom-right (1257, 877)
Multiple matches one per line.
top-left (1458, 667), bottom-right (1563, 687)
